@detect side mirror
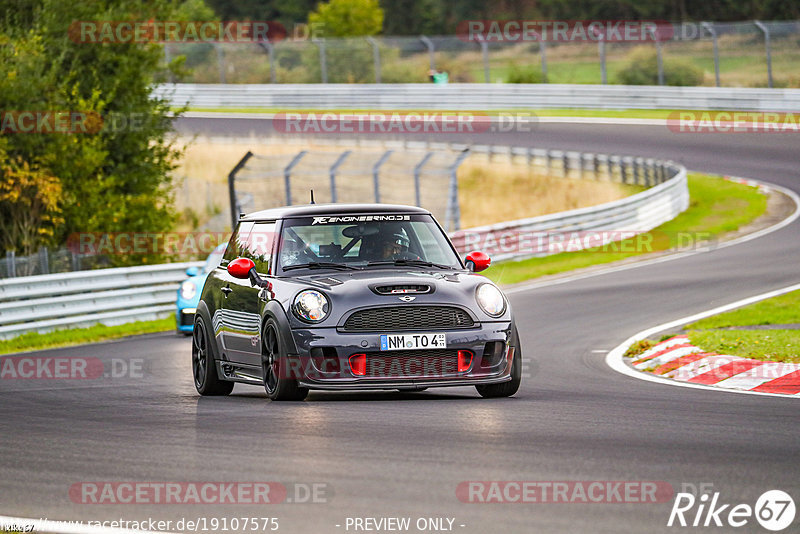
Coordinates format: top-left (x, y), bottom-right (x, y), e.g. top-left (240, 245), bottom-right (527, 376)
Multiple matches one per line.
top-left (227, 257), bottom-right (255, 279)
top-left (185, 266), bottom-right (200, 277)
top-left (465, 251), bottom-right (491, 272)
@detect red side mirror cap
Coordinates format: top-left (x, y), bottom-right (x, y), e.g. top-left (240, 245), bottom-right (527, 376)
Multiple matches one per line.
top-left (227, 257), bottom-right (255, 279)
top-left (465, 251), bottom-right (491, 272)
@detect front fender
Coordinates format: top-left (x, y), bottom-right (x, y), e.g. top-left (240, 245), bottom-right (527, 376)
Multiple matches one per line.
top-left (262, 300), bottom-right (299, 355)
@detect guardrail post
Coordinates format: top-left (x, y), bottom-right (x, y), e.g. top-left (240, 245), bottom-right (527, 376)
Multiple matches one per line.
top-left (619, 157), bottom-right (628, 184)
top-left (227, 151), bottom-right (254, 229)
top-left (632, 159), bottom-right (641, 185)
top-left (372, 150), bottom-right (392, 202)
top-left (420, 36), bottom-right (436, 71)
top-left (329, 150), bottom-right (351, 203)
top-left (701, 22), bottom-right (720, 87)
top-left (365, 37), bottom-right (381, 83)
top-left (754, 21), bottom-right (773, 89)
top-left (413, 152), bottom-right (434, 207)
top-left (284, 151), bottom-right (307, 206)
top-left (593, 154), bottom-right (601, 179)
top-left (5, 250), bottom-right (15, 278)
top-left (562, 153), bottom-right (569, 178)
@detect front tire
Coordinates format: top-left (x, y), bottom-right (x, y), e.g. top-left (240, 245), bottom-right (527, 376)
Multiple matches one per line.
top-left (262, 319), bottom-right (309, 401)
top-left (192, 317), bottom-right (234, 396)
top-left (476, 325), bottom-right (522, 398)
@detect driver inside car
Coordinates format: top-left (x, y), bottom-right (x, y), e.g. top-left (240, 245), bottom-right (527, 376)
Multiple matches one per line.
top-left (378, 228), bottom-right (413, 260)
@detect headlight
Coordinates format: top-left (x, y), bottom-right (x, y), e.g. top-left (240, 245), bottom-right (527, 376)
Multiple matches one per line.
top-left (476, 283), bottom-right (506, 317)
top-left (293, 290), bottom-right (330, 322)
top-left (180, 281), bottom-right (197, 300)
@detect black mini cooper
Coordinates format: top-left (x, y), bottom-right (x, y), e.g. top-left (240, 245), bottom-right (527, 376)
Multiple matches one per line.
top-left (192, 203), bottom-right (522, 400)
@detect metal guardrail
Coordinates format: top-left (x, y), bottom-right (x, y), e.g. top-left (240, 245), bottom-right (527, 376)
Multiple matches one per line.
top-left (0, 262), bottom-right (202, 340)
top-left (451, 148), bottom-right (687, 261)
top-left (156, 83), bottom-right (800, 112)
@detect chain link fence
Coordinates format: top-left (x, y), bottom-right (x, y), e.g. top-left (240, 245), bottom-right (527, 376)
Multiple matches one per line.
top-left (228, 146), bottom-right (469, 232)
top-left (165, 21), bottom-right (800, 88)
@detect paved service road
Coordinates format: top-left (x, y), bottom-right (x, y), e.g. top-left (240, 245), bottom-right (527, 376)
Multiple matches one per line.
top-left (1, 120), bottom-right (798, 533)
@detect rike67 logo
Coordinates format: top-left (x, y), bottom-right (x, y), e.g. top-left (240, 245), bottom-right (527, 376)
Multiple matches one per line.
top-left (668, 489), bottom-right (795, 531)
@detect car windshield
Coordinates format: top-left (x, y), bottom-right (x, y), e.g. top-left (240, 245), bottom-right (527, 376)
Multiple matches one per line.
top-left (203, 245), bottom-right (226, 273)
top-left (277, 214), bottom-right (462, 271)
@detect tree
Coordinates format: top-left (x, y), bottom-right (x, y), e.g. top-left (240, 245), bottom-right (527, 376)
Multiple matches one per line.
top-left (308, 0), bottom-right (383, 37)
top-left (0, 0), bottom-right (199, 264)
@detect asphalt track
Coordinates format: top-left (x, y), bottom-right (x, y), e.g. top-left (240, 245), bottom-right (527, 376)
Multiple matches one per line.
top-left (1, 118), bottom-right (799, 533)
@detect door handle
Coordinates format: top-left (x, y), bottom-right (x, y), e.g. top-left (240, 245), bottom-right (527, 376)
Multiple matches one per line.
top-left (221, 286), bottom-right (233, 296)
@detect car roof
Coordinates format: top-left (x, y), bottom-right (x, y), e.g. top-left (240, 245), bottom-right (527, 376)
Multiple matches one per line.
top-left (240, 203), bottom-right (432, 221)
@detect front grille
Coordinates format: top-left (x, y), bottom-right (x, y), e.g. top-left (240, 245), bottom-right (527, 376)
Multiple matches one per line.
top-left (342, 306), bottom-right (474, 331)
top-left (363, 350), bottom-right (459, 378)
top-left (373, 284), bottom-right (431, 295)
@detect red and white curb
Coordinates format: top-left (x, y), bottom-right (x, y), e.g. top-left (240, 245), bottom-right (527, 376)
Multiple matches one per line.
top-left (631, 335), bottom-right (800, 396)
top-left (606, 282), bottom-right (800, 399)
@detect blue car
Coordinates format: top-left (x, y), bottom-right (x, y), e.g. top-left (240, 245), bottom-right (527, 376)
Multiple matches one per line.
top-left (176, 243), bottom-right (227, 334)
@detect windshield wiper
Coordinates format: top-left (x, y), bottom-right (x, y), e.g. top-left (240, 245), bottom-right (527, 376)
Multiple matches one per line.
top-left (366, 259), bottom-right (453, 270)
top-left (283, 262), bottom-right (361, 271)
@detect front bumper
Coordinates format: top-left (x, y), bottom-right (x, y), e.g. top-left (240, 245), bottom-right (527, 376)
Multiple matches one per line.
top-left (288, 322), bottom-right (516, 390)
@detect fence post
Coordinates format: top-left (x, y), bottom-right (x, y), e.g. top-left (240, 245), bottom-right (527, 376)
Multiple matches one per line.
top-left (71, 249), bottom-right (81, 272)
top-left (754, 21), bottom-right (773, 89)
top-left (540, 40), bottom-right (548, 82)
top-left (257, 40), bottom-right (277, 83)
top-left (164, 44), bottom-right (174, 83)
top-left (420, 35), bottom-right (435, 71)
top-left (413, 152), bottom-right (434, 207)
top-left (445, 149), bottom-right (470, 232)
top-left (648, 26), bottom-right (664, 85)
top-left (284, 151), bottom-right (307, 206)
top-left (598, 37), bottom-right (607, 84)
top-left (39, 247), bottom-right (49, 275)
top-left (5, 250), bottom-right (15, 278)
top-left (214, 43), bottom-right (226, 83)
top-left (314, 39), bottom-right (328, 83)
top-left (329, 150), bottom-right (351, 203)
top-left (701, 22), bottom-right (720, 87)
top-left (372, 150), bottom-right (393, 202)
top-left (365, 37), bottom-right (381, 83)
top-left (227, 151), bottom-right (254, 229)
top-left (476, 36), bottom-right (490, 83)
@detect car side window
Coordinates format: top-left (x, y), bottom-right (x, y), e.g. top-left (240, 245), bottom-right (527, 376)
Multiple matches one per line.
top-left (241, 222), bottom-right (276, 274)
top-left (222, 221), bottom-right (254, 263)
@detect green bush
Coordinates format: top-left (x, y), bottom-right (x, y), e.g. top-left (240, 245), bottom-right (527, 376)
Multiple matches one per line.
top-left (506, 64), bottom-right (544, 84)
top-left (615, 46), bottom-right (704, 86)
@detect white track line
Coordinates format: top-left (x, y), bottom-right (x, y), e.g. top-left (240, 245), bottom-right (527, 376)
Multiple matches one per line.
top-left (605, 281), bottom-right (800, 399)
top-left (506, 177), bottom-right (800, 294)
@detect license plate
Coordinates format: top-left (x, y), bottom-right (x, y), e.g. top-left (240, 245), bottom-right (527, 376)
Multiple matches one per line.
top-left (380, 332), bottom-right (446, 351)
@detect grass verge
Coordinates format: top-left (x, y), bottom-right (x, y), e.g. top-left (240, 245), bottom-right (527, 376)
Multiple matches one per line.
top-left (484, 173), bottom-right (768, 285)
top-left (0, 317), bottom-right (175, 356)
top-left (683, 289), bottom-right (800, 364)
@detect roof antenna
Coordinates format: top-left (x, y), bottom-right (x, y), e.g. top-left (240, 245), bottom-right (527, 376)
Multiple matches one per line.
top-left (310, 189), bottom-right (315, 204)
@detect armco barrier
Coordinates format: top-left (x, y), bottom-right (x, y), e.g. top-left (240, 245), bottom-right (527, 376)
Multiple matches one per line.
top-left (155, 83), bottom-right (800, 112)
top-left (0, 262), bottom-right (202, 340)
top-left (0, 146), bottom-right (688, 340)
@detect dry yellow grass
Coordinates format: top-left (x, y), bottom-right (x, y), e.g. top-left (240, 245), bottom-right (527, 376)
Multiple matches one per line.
top-left (171, 137), bottom-right (641, 230)
top-left (457, 159), bottom-right (640, 228)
